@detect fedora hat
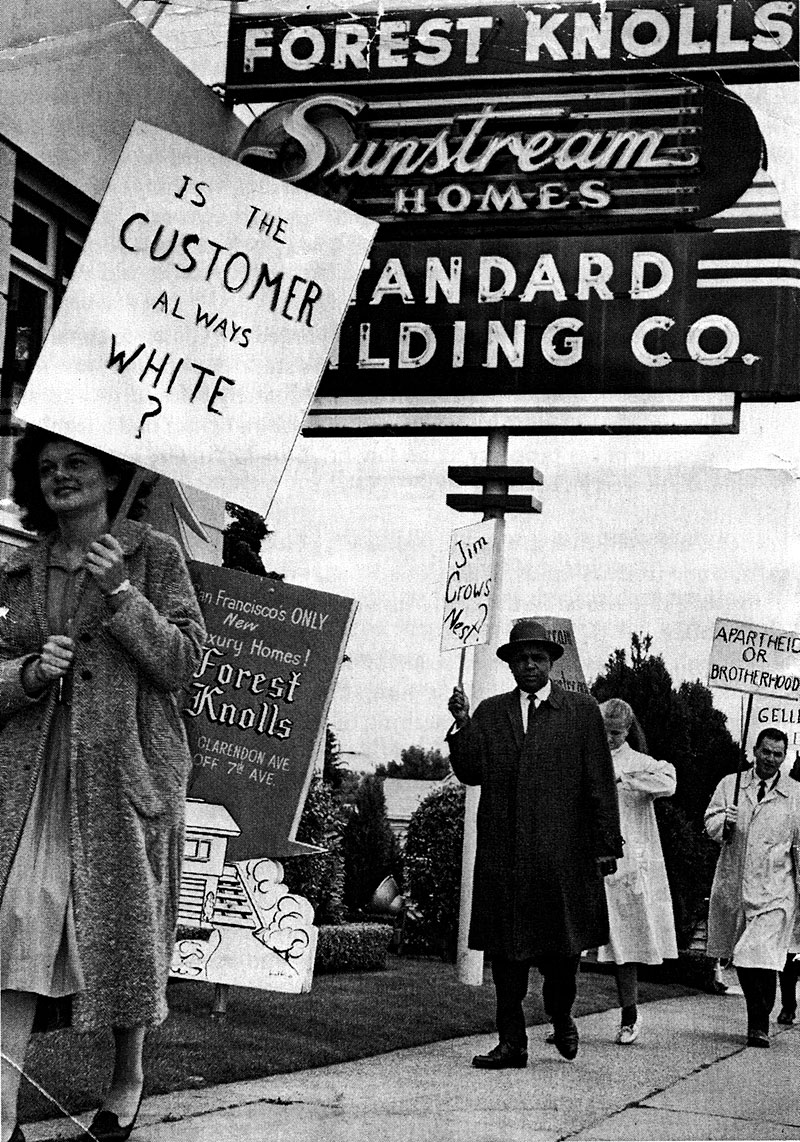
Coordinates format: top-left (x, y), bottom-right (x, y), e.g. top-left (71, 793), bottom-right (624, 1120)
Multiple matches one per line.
top-left (496, 619), bottom-right (564, 663)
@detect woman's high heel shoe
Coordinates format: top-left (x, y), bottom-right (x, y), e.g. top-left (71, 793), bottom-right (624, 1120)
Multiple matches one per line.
top-left (81, 1090), bottom-right (143, 1142)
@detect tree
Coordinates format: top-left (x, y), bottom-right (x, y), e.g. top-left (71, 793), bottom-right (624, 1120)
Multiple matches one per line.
top-left (283, 776), bottom-right (346, 925)
top-left (403, 783), bottom-right (466, 961)
top-left (222, 502), bottom-right (284, 579)
top-left (341, 774), bottom-right (400, 913)
top-left (376, 745), bottom-right (451, 780)
top-left (322, 725), bottom-right (345, 790)
top-left (591, 634), bottom-right (740, 945)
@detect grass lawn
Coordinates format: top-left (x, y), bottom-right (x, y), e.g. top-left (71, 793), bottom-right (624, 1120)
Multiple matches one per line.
top-left (19, 956), bottom-right (697, 1126)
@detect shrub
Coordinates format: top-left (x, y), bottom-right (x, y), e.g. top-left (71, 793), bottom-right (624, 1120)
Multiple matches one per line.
top-left (655, 800), bottom-right (719, 947)
top-left (314, 922), bottom-right (393, 973)
top-left (283, 776), bottom-right (346, 925)
top-left (342, 775), bottom-right (400, 913)
top-left (403, 783), bottom-right (465, 961)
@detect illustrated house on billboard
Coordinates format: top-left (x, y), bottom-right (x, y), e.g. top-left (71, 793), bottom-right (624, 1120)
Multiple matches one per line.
top-left (179, 799), bottom-right (252, 932)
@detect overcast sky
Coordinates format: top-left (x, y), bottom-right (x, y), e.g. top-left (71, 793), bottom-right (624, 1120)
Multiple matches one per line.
top-left (153, 4), bottom-right (800, 768)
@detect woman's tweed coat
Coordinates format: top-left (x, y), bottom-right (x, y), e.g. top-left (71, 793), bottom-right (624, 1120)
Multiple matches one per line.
top-left (448, 685), bottom-right (623, 959)
top-left (0, 520), bottom-right (205, 1030)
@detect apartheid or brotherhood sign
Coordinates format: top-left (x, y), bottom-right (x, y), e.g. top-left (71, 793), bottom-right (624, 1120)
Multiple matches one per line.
top-left (441, 519), bottom-right (497, 652)
top-left (526, 616), bottom-right (590, 695)
top-left (708, 618), bottom-right (800, 699)
top-left (185, 563), bottom-right (357, 862)
top-left (227, 0), bottom-right (799, 97)
top-left (16, 121), bottom-right (378, 515)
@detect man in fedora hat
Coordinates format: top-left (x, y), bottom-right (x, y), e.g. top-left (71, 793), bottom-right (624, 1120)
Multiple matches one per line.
top-left (447, 619), bottom-right (622, 1069)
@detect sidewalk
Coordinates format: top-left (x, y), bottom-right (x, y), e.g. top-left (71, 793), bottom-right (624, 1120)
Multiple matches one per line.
top-left (26, 991), bottom-right (800, 1142)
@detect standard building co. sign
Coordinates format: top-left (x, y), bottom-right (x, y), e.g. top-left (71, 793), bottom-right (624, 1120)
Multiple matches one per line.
top-left (234, 80), bottom-right (762, 233)
top-left (227, 0), bottom-right (799, 98)
top-left (313, 229), bottom-right (799, 397)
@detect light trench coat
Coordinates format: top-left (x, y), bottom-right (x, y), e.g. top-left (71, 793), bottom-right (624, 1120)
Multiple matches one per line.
top-left (705, 768), bottom-right (800, 971)
top-left (596, 743), bottom-right (678, 965)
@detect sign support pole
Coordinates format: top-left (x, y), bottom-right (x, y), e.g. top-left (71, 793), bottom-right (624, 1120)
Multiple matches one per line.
top-left (725, 691), bottom-right (754, 842)
top-left (456, 430), bottom-right (508, 986)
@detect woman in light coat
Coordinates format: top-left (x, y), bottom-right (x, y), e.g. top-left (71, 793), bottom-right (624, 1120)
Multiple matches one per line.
top-left (597, 699), bottom-right (678, 1044)
top-left (0, 428), bottom-right (205, 1142)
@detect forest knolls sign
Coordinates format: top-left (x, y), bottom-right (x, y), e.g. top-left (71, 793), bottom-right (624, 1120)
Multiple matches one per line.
top-left (234, 81), bottom-right (763, 234)
top-left (317, 229), bottom-right (800, 396)
top-left (226, 0), bottom-right (800, 98)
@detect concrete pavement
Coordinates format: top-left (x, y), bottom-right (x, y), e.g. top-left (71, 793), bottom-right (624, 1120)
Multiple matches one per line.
top-left (26, 991), bottom-right (800, 1142)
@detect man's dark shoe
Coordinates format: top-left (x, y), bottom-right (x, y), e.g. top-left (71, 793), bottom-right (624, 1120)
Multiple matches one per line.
top-left (472, 1042), bottom-right (528, 1069)
top-left (552, 1017), bottom-right (579, 1059)
top-left (777, 1008), bottom-right (796, 1026)
top-left (746, 1029), bottom-right (770, 1048)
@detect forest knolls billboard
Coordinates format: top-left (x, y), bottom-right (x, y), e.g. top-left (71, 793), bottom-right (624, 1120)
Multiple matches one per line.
top-left (234, 81), bottom-right (763, 235)
top-left (185, 563), bottom-right (357, 862)
top-left (227, 0), bottom-right (800, 97)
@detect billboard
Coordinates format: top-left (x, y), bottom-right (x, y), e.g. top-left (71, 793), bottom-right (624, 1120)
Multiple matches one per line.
top-left (312, 230), bottom-right (800, 406)
top-left (185, 563), bottom-right (357, 862)
top-left (233, 81), bottom-right (763, 236)
top-left (227, 1), bottom-right (799, 99)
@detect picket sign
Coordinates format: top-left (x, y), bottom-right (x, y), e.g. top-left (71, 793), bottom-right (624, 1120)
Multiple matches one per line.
top-left (17, 121), bottom-right (378, 516)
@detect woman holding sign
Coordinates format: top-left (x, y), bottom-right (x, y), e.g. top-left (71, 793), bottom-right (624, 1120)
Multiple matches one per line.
top-left (0, 428), bottom-right (205, 1142)
top-left (596, 699), bottom-right (678, 1045)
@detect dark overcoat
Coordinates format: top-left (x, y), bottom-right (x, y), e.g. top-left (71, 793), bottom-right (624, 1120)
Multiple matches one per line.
top-left (448, 684), bottom-right (623, 959)
top-left (0, 520), bottom-right (205, 1030)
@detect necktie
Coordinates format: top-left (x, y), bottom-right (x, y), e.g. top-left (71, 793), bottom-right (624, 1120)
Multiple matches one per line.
top-left (757, 780), bottom-right (767, 802)
top-left (527, 694), bottom-right (537, 732)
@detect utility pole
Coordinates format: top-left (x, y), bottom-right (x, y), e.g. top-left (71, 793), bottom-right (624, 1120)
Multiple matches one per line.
top-left (447, 433), bottom-right (543, 985)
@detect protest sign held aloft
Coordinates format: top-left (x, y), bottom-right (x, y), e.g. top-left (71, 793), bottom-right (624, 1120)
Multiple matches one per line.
top-left (441, 519), bottom-right (497, 652)
top-left (16, 121), bottom-right (378, 515)
top-left (709, 618), bottom-right (800, 699)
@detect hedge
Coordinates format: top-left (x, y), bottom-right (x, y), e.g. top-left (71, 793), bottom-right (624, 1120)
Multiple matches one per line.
top-left (315, 922), bottom-right (394, 973)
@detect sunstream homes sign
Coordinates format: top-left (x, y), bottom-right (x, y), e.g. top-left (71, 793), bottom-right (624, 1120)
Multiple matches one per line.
top-left (313, 229), bottom-right (800, 398)
top-left (227, 0), bottom-right (800, 98)
top-left (234, 80), bottom-right (762, 235)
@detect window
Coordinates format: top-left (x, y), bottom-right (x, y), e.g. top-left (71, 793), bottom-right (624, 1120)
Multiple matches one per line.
top-left (1, 190), bottom-right (89, 431)
top-left (184, 838), bottom-right (212, 863)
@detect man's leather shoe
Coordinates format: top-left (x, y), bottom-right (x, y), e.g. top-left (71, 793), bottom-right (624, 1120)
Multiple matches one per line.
top-left (552, 1017), bottom-right (579, 1059)
top-left (746, 1029), bottom-right (770, 1048)
top-left (472, 1042), bottom-right (528, 1069)
top-left (777, 1008), bottom-right (796, 1026)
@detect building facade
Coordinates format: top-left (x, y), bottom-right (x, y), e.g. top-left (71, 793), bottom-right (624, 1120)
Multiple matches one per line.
top-left (0, 0), bottom-right (246, 554)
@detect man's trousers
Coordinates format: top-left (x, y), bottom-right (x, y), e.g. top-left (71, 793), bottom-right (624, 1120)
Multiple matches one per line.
top-left (736, 966), bottom-right (777, 1035)
top-left (491, 953), bottom-right (581, 1049)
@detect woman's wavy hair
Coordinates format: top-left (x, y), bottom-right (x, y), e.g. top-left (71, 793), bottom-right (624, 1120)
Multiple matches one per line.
top-left (11, 427), bottom-right (150, 535)
top-left (600, 697), bottom-right (649, 753)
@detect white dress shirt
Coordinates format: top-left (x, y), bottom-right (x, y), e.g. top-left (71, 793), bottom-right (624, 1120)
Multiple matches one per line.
top-left (520, 680), bottom-right (551, 731)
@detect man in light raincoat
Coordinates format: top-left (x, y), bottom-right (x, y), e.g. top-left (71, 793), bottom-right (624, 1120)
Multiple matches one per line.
top-left (705, 727), bottom-right (800, 1047)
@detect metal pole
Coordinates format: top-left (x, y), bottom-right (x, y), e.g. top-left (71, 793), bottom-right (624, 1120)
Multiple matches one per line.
top-left (456, 430), bottom-right (508, 985)
top-left (725, 691), bottom-right (754, 843)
